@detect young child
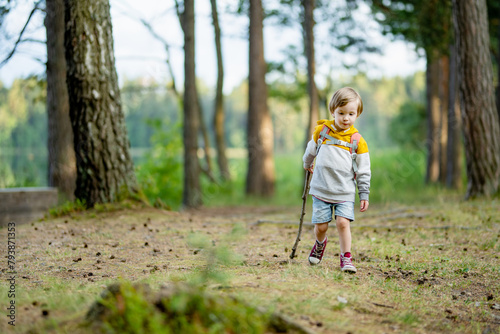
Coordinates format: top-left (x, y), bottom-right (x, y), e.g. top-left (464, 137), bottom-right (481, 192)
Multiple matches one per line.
top-left (302, 87), bottom-right (371, 273)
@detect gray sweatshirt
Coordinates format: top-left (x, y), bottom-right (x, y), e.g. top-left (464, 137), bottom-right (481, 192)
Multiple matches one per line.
top-left (303, 120), bottom-right (371, 203)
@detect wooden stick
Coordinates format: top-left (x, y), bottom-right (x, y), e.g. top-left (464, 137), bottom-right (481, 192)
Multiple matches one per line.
top-left (290, 170), bottom-right (312, 259)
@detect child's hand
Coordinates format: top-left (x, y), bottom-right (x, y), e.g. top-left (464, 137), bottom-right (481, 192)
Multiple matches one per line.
top-left (304, 163), bottom-right (314, 173)
top-left (360, 200), bottom-right (369, 212)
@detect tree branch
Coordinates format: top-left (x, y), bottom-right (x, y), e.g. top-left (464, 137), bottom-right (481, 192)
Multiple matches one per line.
top-left (174, 0), bottom-right (184, 32)
top-left (138, 18), bottom-right (180, 99)
top-left (112, 4), bottom-right (181, 99)
top-left (0, 0), bottom-right (43, 67)
top-left (20, 38), bottom-right (46, 45)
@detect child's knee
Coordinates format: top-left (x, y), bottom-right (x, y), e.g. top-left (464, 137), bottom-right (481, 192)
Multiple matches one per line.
top-left (336, 217), bottom-right (350, 230)
top-left (315, 222), bottom-right (329, 234)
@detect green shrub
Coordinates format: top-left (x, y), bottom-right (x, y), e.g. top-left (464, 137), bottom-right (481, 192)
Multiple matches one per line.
top-left (135, 120), bottom-right (182, 210)
top-left (87, 282), bottom-right (271, 334)
top-left (389, 101), bottom-right (426, 149)
top-left (48, 199), bottom-right (87, 217)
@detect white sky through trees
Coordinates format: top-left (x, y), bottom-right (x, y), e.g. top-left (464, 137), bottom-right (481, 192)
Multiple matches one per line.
top-left (0, 0), bottom-right (425, 93)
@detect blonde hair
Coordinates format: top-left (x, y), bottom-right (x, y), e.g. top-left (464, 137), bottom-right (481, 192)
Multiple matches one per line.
top-left (328, 87), bottom-right (363, 116)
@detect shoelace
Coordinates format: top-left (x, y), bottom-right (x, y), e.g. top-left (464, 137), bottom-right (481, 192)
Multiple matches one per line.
top-left (312, 241), bottom-right (324, 257)
top-left (342, 256), bottom-right (353, 266)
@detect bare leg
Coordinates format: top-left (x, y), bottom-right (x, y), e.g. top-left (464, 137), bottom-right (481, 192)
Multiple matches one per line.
top-left (336, 216), bottom-right (351, 253)
top-left (314, 222), bottom-right (329, 243)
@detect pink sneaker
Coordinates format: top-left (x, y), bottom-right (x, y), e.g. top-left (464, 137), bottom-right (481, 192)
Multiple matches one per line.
top-left (340, 252), bottom-right (357, 273)
top-left (308, 237), bottom-right (327, 265)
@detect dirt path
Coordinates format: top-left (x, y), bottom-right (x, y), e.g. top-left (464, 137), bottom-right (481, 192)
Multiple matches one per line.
top-left (2, 201), bottom-right (499, 333)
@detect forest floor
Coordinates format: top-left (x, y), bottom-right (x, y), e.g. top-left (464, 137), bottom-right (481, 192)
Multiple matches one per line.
top-left (1, 199), bottom-right (500, 333)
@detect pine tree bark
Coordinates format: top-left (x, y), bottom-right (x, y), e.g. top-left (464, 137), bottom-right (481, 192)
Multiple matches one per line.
top-left (46, 0), bottom-right (76, 201)
top-left (302, 0), bottom-right (319, 145)
top-left (452, 0), bottom-right (500, 198)
top-left (182, 0), bottom-right (202, 207)
top-left (246, 0), bottom-right (275, 196)
top-left (497, 21), bottom-right (500, 125)
top-left (210, 0), bottom-right (230, 181)
top-left (438, 55), bottom-right (449, 185)
top-left (196, 93), bottom-right (214, 181)
top-left (446, 43), bottom-right (463, 189)
top-left (176, 0), bottom-right (213, 185)
top-left (64, 0), bottom-right (137, 207)
top-left (425, 53), bottom-right (441, 184)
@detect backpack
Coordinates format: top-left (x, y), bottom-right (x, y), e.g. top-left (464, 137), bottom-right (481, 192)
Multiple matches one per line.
top-left (315, 124), bottom-right (362, 177)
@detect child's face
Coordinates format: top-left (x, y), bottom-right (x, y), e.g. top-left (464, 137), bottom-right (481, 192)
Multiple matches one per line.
top-left (332, 100), bottom-right (358, 130)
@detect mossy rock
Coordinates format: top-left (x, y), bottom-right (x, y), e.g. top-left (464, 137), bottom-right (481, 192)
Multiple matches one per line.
top-left (85, 282), bottom-right (313, 334)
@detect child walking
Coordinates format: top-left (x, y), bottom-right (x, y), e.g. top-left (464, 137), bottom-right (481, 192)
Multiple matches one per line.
top-left (302, 87), bottom-right (371, 273)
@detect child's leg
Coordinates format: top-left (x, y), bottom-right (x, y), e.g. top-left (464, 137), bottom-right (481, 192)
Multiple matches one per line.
top-left (336, 216), bottom-right (351, 254)
top-left (309, 198), bottom-right (331, 265)
top-left (309, 222), bottom-right (329, 265)
top-left (314, 222), bottom-right (329, 243)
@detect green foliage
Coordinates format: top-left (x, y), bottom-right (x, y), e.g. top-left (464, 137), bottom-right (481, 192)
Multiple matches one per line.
top-left (184, 147), bottom-right (450, 209)
top-left (0, 161), bottom-right (14, 187)
top-left (0, 77), bottom-right (47, 187)
top-left (339, 71), bottom-right (426, 148)
top-left (90, 282), bottom-right (271, 334)
top-left (369, 148), bottom-right (465, 204)
top-left (371, 0), bottom-right (452, 57)
top-left (92, 283), bottom-right (167, 334)
top-left (0, 72), bottom-right (428, 200)
top-left (48, 199), bottom-right (87, 217)
top-left (155, 286), bottom-right (269, 334)
top-left (0, 76), bottom-right (46, 146)
top-left (200, 153), bottom-right (304, 208)
top-left (370, 148), bottom-right (427, 203)
top-left (388, 100), bottom-right (426, 149)
top-left (135, 120), bottom-right (182, 210)
top-left (121, 79), bottom-right (180, 149)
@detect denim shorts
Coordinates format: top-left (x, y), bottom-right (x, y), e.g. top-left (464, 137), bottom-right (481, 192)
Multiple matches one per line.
top-left (311, 197), bottom-right (355, 224)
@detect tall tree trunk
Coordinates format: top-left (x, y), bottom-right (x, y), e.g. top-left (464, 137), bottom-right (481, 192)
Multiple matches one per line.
top-left (246, 0), bottom-right (275, 196)
top-left (425, 53), bottom-right (441, 184)
top-left (438, 55), bottom-right (449, 185)
top-left (452, 0), bottom-right (500, 198)
top-left (196, 93), bottom-right (215, 181)
top-left (210, 0), bottom-right (230, 181)
top-left (46, 0), bottom-right (76, 201)
top-left (64, 0), bottom-right (137, 207)
top-left (176, 0), bottom-right (213, 184)
top-left (497, 22), bottom-right (500, 124)
top-left (446, 43), bottom-right (463, 189)
top-left (182, 0), bottom-right (202, 207)
top-left (302, 0), bottom-right (319, 145)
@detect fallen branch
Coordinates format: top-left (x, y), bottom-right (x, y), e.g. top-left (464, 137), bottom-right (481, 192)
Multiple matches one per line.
top-left (372, 302), bottom-right (395, 309)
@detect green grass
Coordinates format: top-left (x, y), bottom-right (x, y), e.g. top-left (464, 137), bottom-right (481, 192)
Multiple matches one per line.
top-left (133, 146), bottom-right (473, 210)
top-left (201, 153), bottom-right (304, 208)
top-left (369, 148), bottom-right (466, 204)
top-left (156, 148), bottom-right (468, 209)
